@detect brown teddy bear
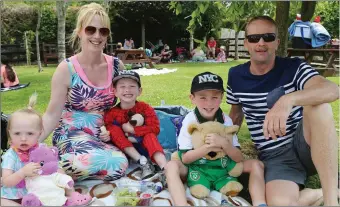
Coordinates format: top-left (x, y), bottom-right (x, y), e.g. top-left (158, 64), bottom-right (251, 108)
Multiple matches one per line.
top-left (124, 111), bottom-right (144, 143)
top-left (173, 121), bottom-right (243, 199)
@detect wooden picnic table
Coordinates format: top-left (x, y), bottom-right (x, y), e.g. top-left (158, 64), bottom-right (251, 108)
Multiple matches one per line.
top-left (287, 48), bottom-right (339, 77)
top-left (114, 49), bottom-right (154, 68)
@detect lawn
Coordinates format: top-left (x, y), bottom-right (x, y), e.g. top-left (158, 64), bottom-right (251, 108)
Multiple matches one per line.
top-left (2, 60), bottom-right (339, 189)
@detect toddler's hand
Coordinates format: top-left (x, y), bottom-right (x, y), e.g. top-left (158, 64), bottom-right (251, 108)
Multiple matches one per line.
top-left (20, 162), bottom-right (41, 177)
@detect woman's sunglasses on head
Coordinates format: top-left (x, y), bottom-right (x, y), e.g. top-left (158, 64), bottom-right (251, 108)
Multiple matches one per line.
top-left (246, 33), bottom-right (276, 43)
top-left (85, 26), bottom-right (110, 37)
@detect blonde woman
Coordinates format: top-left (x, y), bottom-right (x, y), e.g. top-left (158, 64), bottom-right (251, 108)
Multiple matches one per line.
top-left (39, 3), bottom-right (128, 181)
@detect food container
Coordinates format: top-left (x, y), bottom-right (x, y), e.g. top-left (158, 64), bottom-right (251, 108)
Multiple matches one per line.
top-left (112, 184), bottom-right (153, 206)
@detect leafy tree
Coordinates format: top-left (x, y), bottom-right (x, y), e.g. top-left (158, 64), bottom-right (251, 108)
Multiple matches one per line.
top-left (314, 1), bottom-right (339, 38)
top-left (169, 1), bottom-right (228, 51)
top-left (1, 3), bottom-right (37, 44)
top-left (110, 1), bottom-right (172, 48)
top-left (225, 1), bottom-right (275, 59)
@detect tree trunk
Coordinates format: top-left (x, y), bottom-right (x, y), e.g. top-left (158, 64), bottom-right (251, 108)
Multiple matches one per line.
top-left (276, 1), bottom-right (290, 57)
top-left (36, 6), bottom-right (43, 72)
top-left (24, 32), bottom-right (31, 66)
top-left (300, 1), bottom-right (316, 22)
top-left (141, 19), bottom-right (145, 49)
top-left (189, 33), bottom-right (194, 51)
top-left (234, 30), bottom-right (239, 60)
top-left (56, 1), bottom-right (67, 63)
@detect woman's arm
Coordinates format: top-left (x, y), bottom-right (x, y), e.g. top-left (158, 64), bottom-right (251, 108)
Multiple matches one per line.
top-left (39, 62), bottom-right (70, 142)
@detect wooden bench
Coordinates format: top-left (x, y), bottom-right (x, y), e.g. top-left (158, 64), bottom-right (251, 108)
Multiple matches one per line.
top-left (114, 49), bottom-right (154, 68)
top-left (287, 48), bottom-right (339, 77)
top-left (42, 43), bottom-right (74, 66)
top-left (42, 43), bottom-right (58, 66)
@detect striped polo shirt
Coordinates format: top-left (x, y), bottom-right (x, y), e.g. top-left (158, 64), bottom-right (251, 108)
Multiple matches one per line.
top-left (227, 57), bottom-right (319, 151)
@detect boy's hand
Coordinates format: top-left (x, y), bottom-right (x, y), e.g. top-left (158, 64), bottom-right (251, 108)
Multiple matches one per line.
top-left (19, 162), bottom-right (41, 177)
top-left (99, 130), bottom-right (110, 142)
top-left (203, 144), bottom-right (223, 153)
top-left (205, 133), bottom-right (229, 149)
top-left (122, 123), bottom-right (135, 134)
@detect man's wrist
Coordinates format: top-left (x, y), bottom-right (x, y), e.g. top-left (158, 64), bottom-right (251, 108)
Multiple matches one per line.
top-left (282, 93), bottom-right (295, 107)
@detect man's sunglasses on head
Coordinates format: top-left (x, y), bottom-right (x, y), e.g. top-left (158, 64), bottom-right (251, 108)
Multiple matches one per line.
top-left (246, 33), bottom-right (276, 43)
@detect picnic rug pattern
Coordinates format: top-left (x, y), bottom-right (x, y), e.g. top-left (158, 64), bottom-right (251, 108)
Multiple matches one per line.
top-left (74, 163), bottom-right (252, 206)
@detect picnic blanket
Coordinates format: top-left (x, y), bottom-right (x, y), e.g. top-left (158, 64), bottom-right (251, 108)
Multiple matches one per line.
top-left (131, 68), bottom-right (177, 76)
top-left (1, 83), bottom-right (30, 92)
top-left (74, 163), bottom-right (252, 206)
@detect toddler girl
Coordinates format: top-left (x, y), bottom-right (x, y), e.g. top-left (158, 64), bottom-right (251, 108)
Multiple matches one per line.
top-left (1, 93), bottom-right (42, 206)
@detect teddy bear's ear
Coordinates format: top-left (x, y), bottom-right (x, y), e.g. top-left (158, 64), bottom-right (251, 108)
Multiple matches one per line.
top-left (224, 125), bottom-right (239, 135)
top-left (50, 147), bottom-right (59, 156)
top-left (188, 123), bottom-right (200, 135)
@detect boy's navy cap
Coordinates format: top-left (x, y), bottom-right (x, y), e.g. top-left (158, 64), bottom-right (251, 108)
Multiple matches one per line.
top-left (191, 72), bottom-right (225, 93)
top-left (113, 70), bottom-right (141, 86)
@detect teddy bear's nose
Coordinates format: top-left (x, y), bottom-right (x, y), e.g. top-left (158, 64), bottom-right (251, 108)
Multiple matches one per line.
top-left (40, 161), bottom-right (44, 166)
top-left (208, 152), bottom-right (217, 158)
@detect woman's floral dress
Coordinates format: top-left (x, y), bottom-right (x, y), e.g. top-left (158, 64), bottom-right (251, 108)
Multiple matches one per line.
top-left (52, 55), bottom-right (128, 181)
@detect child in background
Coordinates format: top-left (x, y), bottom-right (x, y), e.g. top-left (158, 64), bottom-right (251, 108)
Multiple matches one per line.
top-left (1, 93), bottom-right (42, 206)
top-left (104, 70), bottom-right (167, 180)
top-left (216, 46), bottom-right (227, 63)
top-left (166, 72), bottom-right (267, 206)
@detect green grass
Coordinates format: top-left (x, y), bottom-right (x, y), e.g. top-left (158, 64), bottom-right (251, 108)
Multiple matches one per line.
top-left (2, 60), bottom-right (339, 189)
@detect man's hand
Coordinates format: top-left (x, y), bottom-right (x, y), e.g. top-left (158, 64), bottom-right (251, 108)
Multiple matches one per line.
top-left (122, 123), bottom-right (135, 134)
top-left (263, 96), bottom-right (293, 140)
top-left (19, 162), bottom-right (41, 177)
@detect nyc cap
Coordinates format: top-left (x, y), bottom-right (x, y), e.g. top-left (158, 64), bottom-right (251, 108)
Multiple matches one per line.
top-left (191, 72), bottom-right (225, 93)
top-left (112, 70), bottom-right (141, 87)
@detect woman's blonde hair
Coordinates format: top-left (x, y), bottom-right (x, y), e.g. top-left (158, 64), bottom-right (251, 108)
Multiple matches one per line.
top-left (69, 3), bottom-right (111, 53)
top-left (7, 93), bottom-right (43, 138)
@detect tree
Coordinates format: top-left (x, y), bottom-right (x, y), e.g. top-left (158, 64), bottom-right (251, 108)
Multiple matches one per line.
top-left (275, 2), bottom-right (290, 57)
top-left (56, 1), bottom-right (68, 63)
top-left (169, 1), bottom-right (228, 51)
top-left (314, 1), bottom-right (339, 38)
top-left (110, 1), bottom-right (170, 49)
top-left (300, 1), bottom-right (316, 22)
top-left (36, 3), bottom-right (43, 72)
top-left (226, 2), bottom-right (275, 60)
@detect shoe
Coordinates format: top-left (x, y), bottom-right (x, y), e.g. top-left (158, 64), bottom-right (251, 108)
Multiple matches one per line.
top-left (141, 160), bottom-right (155, 180)
top-left (158, 170), bottom-right (167, 189)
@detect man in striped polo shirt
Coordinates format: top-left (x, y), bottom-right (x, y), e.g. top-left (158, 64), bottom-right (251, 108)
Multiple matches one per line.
top-left (227, 16), bottom-right (339, 206)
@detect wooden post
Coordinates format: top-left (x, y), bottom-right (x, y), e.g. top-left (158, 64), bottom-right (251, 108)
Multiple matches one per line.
top-left (141, 19), bottom-right (145, 49)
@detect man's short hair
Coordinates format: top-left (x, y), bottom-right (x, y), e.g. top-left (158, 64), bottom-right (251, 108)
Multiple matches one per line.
top-left (245, 16), bottom-right (278, 36)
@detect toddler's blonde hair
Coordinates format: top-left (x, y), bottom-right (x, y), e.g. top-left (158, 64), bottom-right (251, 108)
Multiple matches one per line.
top-left (7, 93), bottom-right (43, 139)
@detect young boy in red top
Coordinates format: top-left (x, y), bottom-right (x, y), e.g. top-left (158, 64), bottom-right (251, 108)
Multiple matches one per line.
top-left (103, 70), bottom-right (167, 180)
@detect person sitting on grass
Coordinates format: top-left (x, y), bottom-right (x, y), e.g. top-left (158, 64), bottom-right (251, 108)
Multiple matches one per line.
top-left (191, 46), bottom-right (207, 62)
top-left (160, 44), bottom-right (172, 63)
top-left (1, 61), bottom-right (19, 88)
top-left (216, 46), bottom-right (227, 63)
top-left (104, 70), bottom-right (167, 180)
